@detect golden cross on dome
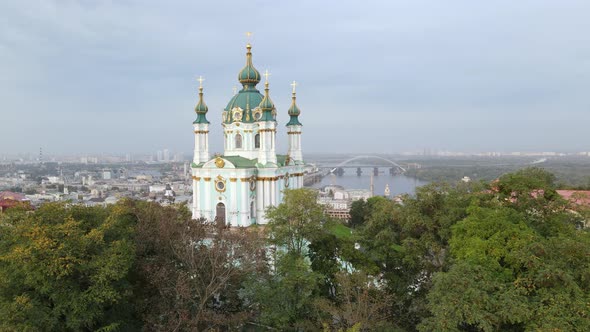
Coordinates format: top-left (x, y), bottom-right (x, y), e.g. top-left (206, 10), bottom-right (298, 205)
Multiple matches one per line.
top-left (197, 75), bottom-right (205, 88)
top-left (263, 69), bottom-right (271, 83)
top-left (246, 32), bottom-right (252, 45)
top-left (290, 80), bottom-right (298, 94)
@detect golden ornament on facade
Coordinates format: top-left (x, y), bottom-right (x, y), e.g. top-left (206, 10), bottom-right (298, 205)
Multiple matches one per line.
top-left (215, 175), bottom-right (227, 193)
top-left (215, 156), bottom-right (225, 168)
top-left (252, 108), bottom-right (262, 120)
top-left (232, 107), bottom-right (243, 122)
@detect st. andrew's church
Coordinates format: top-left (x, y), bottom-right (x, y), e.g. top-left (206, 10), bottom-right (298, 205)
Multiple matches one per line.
top-left (191, 42), bottom-right (304, 226)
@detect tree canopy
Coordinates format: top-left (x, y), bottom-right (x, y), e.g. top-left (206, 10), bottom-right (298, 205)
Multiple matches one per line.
top-left (0, 168), bottom-right (588, 331)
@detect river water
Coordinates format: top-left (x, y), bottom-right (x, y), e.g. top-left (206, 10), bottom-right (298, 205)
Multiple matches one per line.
top-left (308, 168), bottom-right (428, 197)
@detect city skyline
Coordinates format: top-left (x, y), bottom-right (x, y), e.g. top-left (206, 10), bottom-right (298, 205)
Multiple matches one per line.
top-left (2, 0), bottom-right (589, 155)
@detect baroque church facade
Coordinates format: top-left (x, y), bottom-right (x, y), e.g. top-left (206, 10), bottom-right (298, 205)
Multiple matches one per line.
top-left (191, 42), bottom-right (304, 226)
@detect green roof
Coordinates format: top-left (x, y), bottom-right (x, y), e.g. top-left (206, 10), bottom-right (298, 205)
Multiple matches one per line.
top-left (193, 87), bottom-right (209, 124)
top-left (285, 94), bottom-right (301, 126)
top-left (258, 82), bottom-right (276, 122)
top-left (192, 155), bottom-right (294, 169)
top-left (276, 155), bottom-right (288, 167)
top-left (238, 44), bottom-right (261, 85)
top-left (224, 87), bottom-right (264, 123)
top-left (286, 115), bottom-right (302, 126)
top-left (223, 156), bottom-right (258, 168)
top-left (193, 113), bottom-right (210, 124)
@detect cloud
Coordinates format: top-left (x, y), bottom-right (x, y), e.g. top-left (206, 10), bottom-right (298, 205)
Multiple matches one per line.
top-left (1, 0), bottom-right (589, 155)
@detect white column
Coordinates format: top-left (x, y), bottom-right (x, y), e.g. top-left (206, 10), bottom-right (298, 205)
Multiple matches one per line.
top-left (268, 123), bottom-right (277, 164)
top-left (196, 179), bottom-right (201, 215)
top-left (201, 124), bottom-right (210, 162)
top-left (270, 179), bottom-right (276, 207)
top-left (241, 180), bottom-right (248, 226)
top-left (257, 125), bottom-right (267, 164)
top-left (230, 179), bottom-right (237, 226)
top-left (192, 178), bottom-right (198, 218)
top-left (263, 180), bottom-right (269, 209)
top-left (287, 125), bottom-right (303, 163)
top-left (256, 179), bottom-right (264, 223)
top-left (204, 180), bottom-right (211, 221)
top-left (193, 132), bottom-right (201, 164)
top-left (278, 177), bottom-right (283, 204)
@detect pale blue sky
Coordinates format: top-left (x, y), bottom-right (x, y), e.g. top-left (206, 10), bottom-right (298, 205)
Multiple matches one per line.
top-left (1, 0), bottom-right (589, 155)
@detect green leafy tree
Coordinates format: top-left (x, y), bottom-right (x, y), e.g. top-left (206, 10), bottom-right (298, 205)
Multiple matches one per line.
top-left (494, 167), bottom-right (574, 236)
top-left (266, 188), bottom-right (326, 256)
top-left (242, 253), bottom-right (320, 330)
top-left (420, 205), bottom-right (590, 331)
top-left (314, 271), bottom-right (398, 331)
top-left (128, 200), bottom-right (265, 331)
top-left (358, 183), bottom-right (482, 330)
top-left (349, 199), bottom-right (369, 228)
top-left (0, 202), bottom-right (138, 332)
top-left (242, 188), bottom-right (331, 330)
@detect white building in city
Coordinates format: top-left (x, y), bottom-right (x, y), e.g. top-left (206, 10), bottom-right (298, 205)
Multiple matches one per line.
top-left (190, 42), bottom-right (305, 226)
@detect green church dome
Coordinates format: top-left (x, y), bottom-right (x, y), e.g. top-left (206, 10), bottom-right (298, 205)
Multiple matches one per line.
top-left (238, 44), bottom-right (261, 85)
top-left (258, 80), bottom-right (276, 122)
top-left (286, 99), bottom-right (302, 126)
top-left (193, 85), bottom-right (210, 124)
top-left (286, 83), bottom-right (302, 126)
top-left (259, 84), bottom-right (275, 112)
top-left (223, 44), bottom-right (265, 123)
top-left (287, 99), bottom-right (300, 117)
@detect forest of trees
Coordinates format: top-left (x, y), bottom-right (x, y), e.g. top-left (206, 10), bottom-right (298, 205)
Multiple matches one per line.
top-left (1, 168), bottom-right (589, 331)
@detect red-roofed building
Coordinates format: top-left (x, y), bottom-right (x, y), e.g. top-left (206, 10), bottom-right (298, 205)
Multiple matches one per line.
top-left (0, 191), bottom-right (31, 213)
top-left (557, 190), bottom-right (590, 206)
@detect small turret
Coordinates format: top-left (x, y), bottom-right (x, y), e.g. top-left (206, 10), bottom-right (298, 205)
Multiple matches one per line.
top-left (256, 70), bottom-right (277, 165)
top-left (258, 70), bottom-right (276, 122)
top-left (193, 76), bottom-right (209, 124)
top-left (238, 43), bottom-right (261, 87)
top-left (286, 81), bottom-right (302, 126)
top-left (192, 76), bottom-right (210, 164)
top-left (286, 80), bottom-right (304, 163)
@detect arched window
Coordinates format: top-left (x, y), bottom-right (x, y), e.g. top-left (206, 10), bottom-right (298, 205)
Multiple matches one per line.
top-left (235, 133), bottom-right (243, 149)
top-left (216, 202), bottom-right (226, 227)
top-left (254, 134), bottom-right (260, 149)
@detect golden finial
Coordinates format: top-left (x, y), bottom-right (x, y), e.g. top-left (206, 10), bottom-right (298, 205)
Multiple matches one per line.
top-left (197, 75), bottom-right (205, 89)
top-left (246, 32), bottom-right (252, 48)
top-left (290, 80), bottom-right (298, 94)
top-left (263, 69), bottom-right (271, 85)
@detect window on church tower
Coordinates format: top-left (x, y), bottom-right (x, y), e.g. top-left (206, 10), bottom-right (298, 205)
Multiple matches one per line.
top-left (235, 133), bottom-right (243, 149)
top-left (254, 134), bottom-right (260, 149)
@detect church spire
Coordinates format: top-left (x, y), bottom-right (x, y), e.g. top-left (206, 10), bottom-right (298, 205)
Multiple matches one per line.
top-left (238, 42), bottom-right (261, 88)
top-left (258, 70), bottom-right (275, 121)
top-left (286, 80), bottom-right (302, 126)
top-left (193, 76), bottom-right (209, 124)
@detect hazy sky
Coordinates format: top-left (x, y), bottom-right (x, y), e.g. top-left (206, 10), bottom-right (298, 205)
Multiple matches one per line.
top-left (1, 0), bottom-right (589, 155)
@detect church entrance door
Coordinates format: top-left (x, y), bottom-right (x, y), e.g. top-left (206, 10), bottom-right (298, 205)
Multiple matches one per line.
top-left (216, 202), bottom-right (226, 226)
